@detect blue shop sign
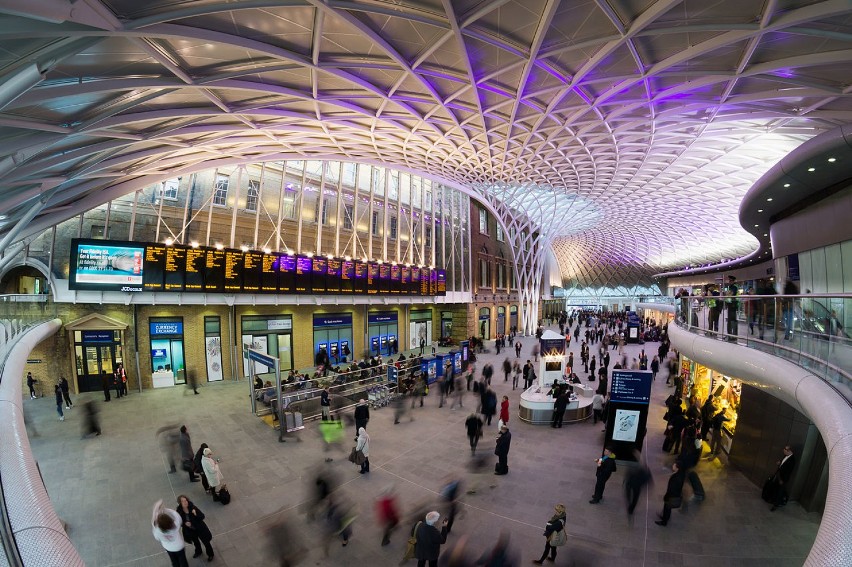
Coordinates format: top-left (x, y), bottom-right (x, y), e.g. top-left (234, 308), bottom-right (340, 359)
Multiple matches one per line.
top-left (81, 330), bottom-right (115, 343)
top-left (150, 321), bottom-right (183, 336)
top-left (368, 312), bottom-right (397, 324)
top-left (313, 314), bottom-right (353, 327)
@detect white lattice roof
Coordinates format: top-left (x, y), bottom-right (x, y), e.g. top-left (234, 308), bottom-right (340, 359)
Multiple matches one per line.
top-left (2, 0), bottom-right (852, 287)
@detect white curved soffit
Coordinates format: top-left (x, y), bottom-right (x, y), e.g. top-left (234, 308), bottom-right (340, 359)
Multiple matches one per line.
top-left (2, 1), bottom-right (852, 287)
top-left (666, 321), bottom-right (852, 566)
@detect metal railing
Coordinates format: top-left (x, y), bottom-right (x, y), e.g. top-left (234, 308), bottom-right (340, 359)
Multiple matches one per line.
top-left (673, 293), bottom-right (852, 402)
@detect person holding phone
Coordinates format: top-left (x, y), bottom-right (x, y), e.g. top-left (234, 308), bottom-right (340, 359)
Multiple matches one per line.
top-left (413, 511), bottom-right (448, 567)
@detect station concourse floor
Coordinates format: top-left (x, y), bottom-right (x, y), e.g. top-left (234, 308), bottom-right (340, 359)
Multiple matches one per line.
top-left (25, 329), bottom-right (819, 567)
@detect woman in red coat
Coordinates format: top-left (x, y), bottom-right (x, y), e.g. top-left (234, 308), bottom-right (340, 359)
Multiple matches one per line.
top-left (499, 395), bottom-right (510, 427)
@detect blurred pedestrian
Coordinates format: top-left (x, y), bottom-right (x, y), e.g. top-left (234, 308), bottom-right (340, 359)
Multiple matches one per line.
top-left (176, 494), bottom-right (214, 561)
top-left (155, 424), bottom-right (181, 474)
top-left (151, 499), bottom-right (188, 567)
top-left (625, 451), bottom-right (652, 518)
top-left (376, 485), bottom-right (400, 546)
top-left (179, 425), bottom-right (199, 482)
top-left (59, 376), bottom-right (73, 409)
top-left (264, 511), bottom-right (306, 566)
top-left (324, 496), bottom-right (356, 550)
top-left (440, 477), bottom-right (461, 533)
top-left (319, 417), bottom-right (345, 461)
top-left (185, 370), bottom-right (199, 395)
top-left (81, 401), bottom-right (100, 437)
top-left (532, 504), bottom-right (566, 564)
top-left (52, 384), bottom-right (65, 421)
top-left (465, 412), bottom-right (483, 454)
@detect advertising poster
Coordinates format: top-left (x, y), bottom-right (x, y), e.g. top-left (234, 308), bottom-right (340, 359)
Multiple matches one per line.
top-left (243, 335), bottom-right (269, 376)
top-left (71, 241), bottom-right (144, 288)
top-left (205, 336), bottom-right (224, 382)
top-left (612, 409), bottom-right (640, 442)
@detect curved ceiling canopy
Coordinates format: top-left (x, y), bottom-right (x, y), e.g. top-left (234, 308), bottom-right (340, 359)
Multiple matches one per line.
top-left (2, 0), bottom-right (852, 288)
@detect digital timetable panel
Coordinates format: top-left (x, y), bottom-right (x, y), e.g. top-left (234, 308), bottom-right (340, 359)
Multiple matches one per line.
top-left (69, 239), bottom-right (446, 296)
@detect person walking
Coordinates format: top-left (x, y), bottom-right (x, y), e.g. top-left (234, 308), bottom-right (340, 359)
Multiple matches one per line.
top-left (591, 392), bottom-right (604, 424)
top-left (179, 426), bottom-right (199, 483)
top-left (494, 424), bottom-right (511, 475)
top-left (465, 412), bottom-right (483, 454)
top-left (624, 451), bottom-right (652, 518)
top-left (412, 511), bottom-right (449, 567)
top-left (151, 499), bottom-right (189, 567)
top-left (512, 361), bottom-right (521, 390)
top-left (59, 376), bottom-right (73, 409)
top-left (502, 358), bottom-right (511, 382)
top-left (54, 384), bottom-right (65, 421)
top-left (532, 504), bottom-right (567, 565)
top-left (655, 462), bottom-right (686, 526)
top-left (514, 341), bottom-right (521, 359)
top-left (355, 426), bottom-right (370, 474)
top-left (376, 486), bottom-right (400, 546)
top-left (482, 387), bottom-right (497, 426)
top-left (201, 447), bottom-right (224, 501)
top-left (26, 372), bottom-right (38, 399)
top-left (769, 445), bottom-right (796, 511)
top-left (176, 495), bottom-right (214, 561)
top-left (589, 447), bottom-right (617, 504)
top-left (82, 400), bottom-right (101, 437)
top-left (650, 356), bottom-right (659, 382)
top-left (354, 399), bottom-right (370, 436)
top-left (102, 372), bottom-right (111, 402)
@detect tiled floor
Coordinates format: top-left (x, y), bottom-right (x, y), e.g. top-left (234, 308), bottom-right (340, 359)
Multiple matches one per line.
top-left (25, 328), bottom-right (820, 566)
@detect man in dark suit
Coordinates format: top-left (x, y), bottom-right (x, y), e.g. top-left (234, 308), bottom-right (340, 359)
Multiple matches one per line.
top-left (771, 445), bottom-right (796, 511)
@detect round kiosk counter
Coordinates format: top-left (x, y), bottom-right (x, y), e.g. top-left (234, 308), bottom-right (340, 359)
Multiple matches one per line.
top-left (518, 386), bottom-right (593, 424)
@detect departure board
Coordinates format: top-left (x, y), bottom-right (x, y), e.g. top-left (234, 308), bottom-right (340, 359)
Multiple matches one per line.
top-left (401, 266), bottom-right (411, 295)
top-left (355, 260), bottom-right (368, 294)
top-left (420, 267), bottom-right (430, 295)
top-left (70, 238), bottom-right (447, 296)
top-left (261, 253), bottom-right (279, 293)
top-left (224, 250), bottom-right (243, 292)
top-left (242, 251), bottom-right (263, 292)
top-left (184, 248), bottom-right (205, 291)
top-left (204, 249), bottom-right (225, 292)
top-left (341, 260), bottom-right (354, 294)
top-left (379, 264), bottom-right (391, 294)
top-left (295, 256), bottom-right (312, 293)
top-left (279, 255), bottom-right (296, 293)
top-left (143, 245), bottom-right (166, 291)
top-left (411, 267), bottom-right (420, 296)
top-left (390, 264), bottom-right (401, 294)
top-left (326, 258), bottom-right (341, 293)
top-left (164, 246), bottom-right (186, 291)
top-left (367, 262), bottom-right (379, 295)
top-left (437, 269), bottom-right (446, 296)
top-left (312, 257), bottom-right (327, 293)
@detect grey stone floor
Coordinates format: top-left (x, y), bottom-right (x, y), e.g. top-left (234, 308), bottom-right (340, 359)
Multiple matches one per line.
top-left (25, 329), bottom-right (820, 567)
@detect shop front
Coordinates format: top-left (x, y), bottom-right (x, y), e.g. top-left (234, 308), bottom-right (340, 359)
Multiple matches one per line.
top-left (509, 305), bottom-right (518, 333)
top-left (313, 313), bottom-right (353, 365)
top-left (368, 311), bottom-right (398, 356)
top-left (241, 315), bottom-right (294, 377)
top-left (150, 319), bottom-right (186, 388)
top-left (496, 306), bottom-right (506, 336)
top-left (409, 309), bottom-right (433, 351)
top-left (65, 313), bottom-right (127, 393)
top-left (441, 311), bottom-right (453, 343)
top-left (478, 308), bottom-right (491, 339)
top-left (680, 355), bottom-right (742, 454)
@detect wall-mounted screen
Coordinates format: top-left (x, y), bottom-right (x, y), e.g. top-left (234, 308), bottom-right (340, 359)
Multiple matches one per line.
top-left (69, 239), bottom-right (145, 291)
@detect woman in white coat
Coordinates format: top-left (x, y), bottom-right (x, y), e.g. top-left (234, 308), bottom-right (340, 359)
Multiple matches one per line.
top-left (355, 427), bottom-right (370, 474)
top-left (201, 447), bottom-right (224, 501)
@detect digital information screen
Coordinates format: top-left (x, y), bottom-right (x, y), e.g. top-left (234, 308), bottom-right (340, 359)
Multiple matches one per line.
top-left (69, 239), bottom-right (447, 296)
top-left (164, 246), bottom-right (186, 291)
top-left (295, 256), bottom-right (312, 293)
top-left (184, 248), bottom-right (205, 291)
top-left (610, 370), bottom-right (653, 404)
top-left (224, 250), bottom-right (243, 292)
top-left (69, 240), bottom-right (146, 291)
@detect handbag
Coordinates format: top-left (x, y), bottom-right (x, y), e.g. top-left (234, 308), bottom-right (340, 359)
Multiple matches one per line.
top-left (349, 447), bottom-right (366, 466)
top-left (217, 485), bottom-right (231, 505)
top-left (548, 521), bottom-right (567, 547)
top-left (403, 521), bottom-right (421, 561)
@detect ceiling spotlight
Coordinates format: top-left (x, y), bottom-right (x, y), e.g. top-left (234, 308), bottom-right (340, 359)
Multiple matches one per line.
top-left (754, 224), bottom-right (759, 227)
top-left (758, 209), bottom-right (763, 213)
top-left (807, 167), bottom-right (815, 172)
top-left (763, 233), bottom-right (768, 237)
top-left (214, 243), bottom-right (223, 250)
top-left (240, 244), bottom-right (249, 252)
top-left (263, 247), bottom-right (271, 254)
top-left (766, 198), bottom-right (773, 202)
top-left (828, 157), bottom-right (836, 163)
top-left (783, 183), bottom-right (790, 188)
top-left (164, 238), bottom-right (173, 246)
top-left (190, 241), bottom-right (199, 248)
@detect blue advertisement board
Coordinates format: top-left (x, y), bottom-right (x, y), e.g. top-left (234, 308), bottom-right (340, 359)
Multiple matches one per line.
top-left (421, 356), bottom-right (438, 384)
top-left (609, 370), bottom-right (653, 405)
